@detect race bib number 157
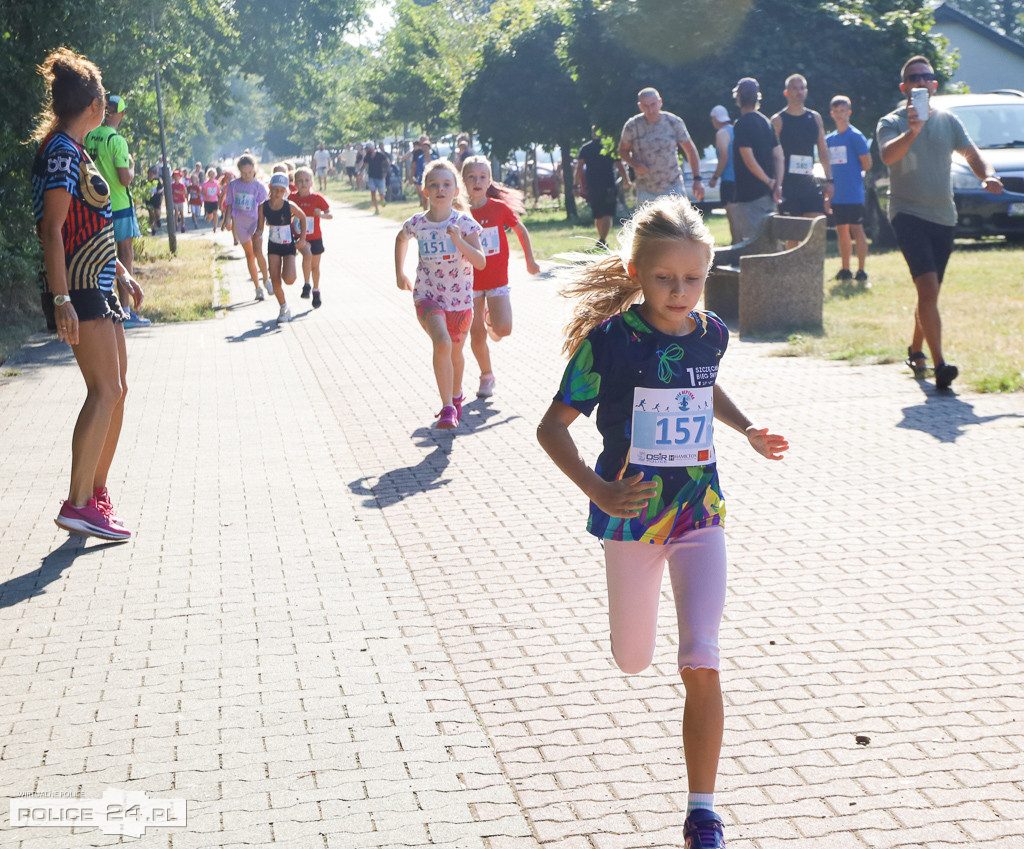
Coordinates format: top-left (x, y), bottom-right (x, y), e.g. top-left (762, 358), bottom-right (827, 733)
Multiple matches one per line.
top-left (629, 386), bottom-right (715, 467)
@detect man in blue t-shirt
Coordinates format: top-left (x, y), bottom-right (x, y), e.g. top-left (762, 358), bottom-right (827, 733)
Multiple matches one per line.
top-left (826, 95), bottom-right (872, 285)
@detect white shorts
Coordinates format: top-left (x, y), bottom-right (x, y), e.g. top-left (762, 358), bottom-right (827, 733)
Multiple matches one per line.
top-left (473, 285), bottom-right (510, 300)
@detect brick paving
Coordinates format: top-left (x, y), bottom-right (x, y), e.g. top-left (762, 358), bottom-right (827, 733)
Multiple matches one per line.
top-left (1, 194), bottom-right (1022, 849)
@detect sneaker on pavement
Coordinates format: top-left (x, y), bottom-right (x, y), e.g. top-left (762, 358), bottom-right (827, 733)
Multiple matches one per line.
top-left (123, 310), bottom-right (151, 328)
top-left (435, 404), bottom-right (458, 429)
top-left (278, 304), bottom-right (292, 323)
top-left (55, 499), bottom-right (131, 541)
top-left (835, 268), bottom-right (853, 281)
top-left (477, 373), bottom-right (495, 398)
top-left (301, 282), bottom-right (312, 299)
top-left (311, 290), bottom-right (322, 309)
top-left (93, 486), bottom-right (125, 526)
top-left (255, 286), bottom-right (265, 302)
top-left (452, 393), bottom-right (464, 424)
top-left (683, 808), bottom-right (725, 849)
top-left (264, 278), bottom-right (274, 297)
top-left (855, 270), bottom-right (869, 288)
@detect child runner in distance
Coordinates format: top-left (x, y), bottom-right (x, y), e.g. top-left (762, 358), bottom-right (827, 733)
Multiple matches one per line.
top-left (223, 154), bottom-right (270, 301)
top-left (170, 169), bottom-right (187, 233)
top-left (290, 166), bottom-right (332, 308)
top-left (187, 174), bottom-right (202, 230)
top-left (537, 195), bottom-right (788, 849)
top-left (395, 160), bottom-right (485, 429)
top-left (461, 155), bottom-right (541, 399)
top-left (258, 172), bottom-right (307, 323)
top-left (202, 168), bottom-right (220, 231)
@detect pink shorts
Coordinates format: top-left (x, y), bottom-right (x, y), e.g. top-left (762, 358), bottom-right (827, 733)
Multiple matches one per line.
top-left (415, 299), bottom-right (472, 345)
top-left (604, 526), bottom-right (727, 674)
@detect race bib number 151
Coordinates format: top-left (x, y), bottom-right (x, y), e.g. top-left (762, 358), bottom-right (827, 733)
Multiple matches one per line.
top-left (629, 386), bottom-right (715, 467)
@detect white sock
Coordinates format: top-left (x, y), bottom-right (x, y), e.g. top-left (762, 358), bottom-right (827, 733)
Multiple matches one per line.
top-left (687, 793), bottom-right (714, 814)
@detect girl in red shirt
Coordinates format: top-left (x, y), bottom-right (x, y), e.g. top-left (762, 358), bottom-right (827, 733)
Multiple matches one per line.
top-left (461, 156), bottom-right (541, 398)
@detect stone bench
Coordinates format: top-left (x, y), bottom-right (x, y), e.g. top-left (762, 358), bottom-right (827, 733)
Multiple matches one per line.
top-left (705, 214), bottom-right (826, 336)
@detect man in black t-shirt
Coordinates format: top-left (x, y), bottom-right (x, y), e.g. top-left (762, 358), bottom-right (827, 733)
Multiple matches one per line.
top-left (574, 128), bottom-right (630, 247)
top-left (364, 142), bottom-right (390, 215)
top-left (730, 77), bottom-right (783, 241)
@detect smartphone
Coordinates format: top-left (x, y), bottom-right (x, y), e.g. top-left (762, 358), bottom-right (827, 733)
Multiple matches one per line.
top-left (910, 88), bottom-right (930, 122)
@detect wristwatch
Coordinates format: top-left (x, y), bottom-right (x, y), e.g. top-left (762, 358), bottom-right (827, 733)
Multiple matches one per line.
top-left (53, 294), bottom-right (71, 307)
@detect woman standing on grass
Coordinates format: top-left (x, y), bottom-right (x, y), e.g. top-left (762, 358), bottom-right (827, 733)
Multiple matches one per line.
top-left (31, 47), bottom-right (144, 541)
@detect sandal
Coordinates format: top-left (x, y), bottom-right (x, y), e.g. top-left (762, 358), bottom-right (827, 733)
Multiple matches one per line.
top-left (905, 347), bottom-right (927, 378)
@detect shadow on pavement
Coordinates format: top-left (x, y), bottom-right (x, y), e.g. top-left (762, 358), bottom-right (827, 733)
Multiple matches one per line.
top-left (0, 536), bottom-right (126, 608)
top-left (349, 398), bottom-right (521, 508)
top-left (897, 384), bottom-right (1023, 443)
top-left (224, 319), bottom-right (282, 342)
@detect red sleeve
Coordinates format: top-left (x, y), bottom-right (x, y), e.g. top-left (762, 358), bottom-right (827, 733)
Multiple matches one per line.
top-left (503, 203), bottom-right (520, 229)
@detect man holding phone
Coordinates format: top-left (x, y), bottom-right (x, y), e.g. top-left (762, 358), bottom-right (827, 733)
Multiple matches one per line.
top-left (877, 55), bottom-right (1003, 390)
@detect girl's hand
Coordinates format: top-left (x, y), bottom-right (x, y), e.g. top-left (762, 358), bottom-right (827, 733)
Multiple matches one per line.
top-left (446, 224), bottom-right (463, 242)
top-left (746, 426), bottom-right (789, 460)
top-left (526, 259), bottom-right (541, 276)
top-left (121, 274), bottom-right (144, 310)
top-left (55, 301), bottom-right (79, 347)
top-left (397, 272), bottom-right (412, 291)
top-left (590, 472), bottom-right (659, 519)
top-left (296, 237), bottom-right (307, 249)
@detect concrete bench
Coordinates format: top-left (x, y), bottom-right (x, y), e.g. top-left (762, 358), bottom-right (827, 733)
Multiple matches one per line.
top-left (705, 214), bottom-right (826, 336)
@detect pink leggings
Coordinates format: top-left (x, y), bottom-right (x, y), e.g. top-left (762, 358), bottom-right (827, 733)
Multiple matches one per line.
top-left (604, 526), bottom-right (727, 674)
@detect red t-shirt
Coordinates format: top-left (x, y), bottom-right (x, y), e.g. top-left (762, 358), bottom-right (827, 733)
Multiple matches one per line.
top-left (470, 198), bottom-right (519, 291)
top-left (171, 181), bottom-right (187, 204)
top-left (187, 183), bottom-right (201, 204)
top-left (289, 191), bottom-right (330, 241)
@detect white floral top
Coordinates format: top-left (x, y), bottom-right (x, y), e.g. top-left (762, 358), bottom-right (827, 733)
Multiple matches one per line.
top-left (402, 210), bottom-right (482, 312)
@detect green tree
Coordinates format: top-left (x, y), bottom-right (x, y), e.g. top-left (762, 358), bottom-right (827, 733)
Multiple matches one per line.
top-left (460, 9), bottom-right (589, 217)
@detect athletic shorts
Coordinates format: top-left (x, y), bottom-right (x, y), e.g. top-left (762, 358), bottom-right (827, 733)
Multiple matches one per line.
top-left (720, 180), bottom-right (736, 205)
top-left (204, 201), bottom-right (219, 215)
top-left (830, 203), bottom-right (865, 226)
top-left (892, 212), bottom-right (955, 282)
top-left (345, 167), bottom-right (356, 177)
top-left (267, 241), bottom-right (296, 257)
top-left (190, 203), bottom-right (202, 217)
top-left (174, 202), bottom-right (185, 214)
top-left (473, 285), bottom-right (510, 299)
top-left (414, 298), bottom-right (472, 345)
top-left (587, 184), bottom-right (617, 218)
top-left (306, 238), bottom-right (325, 255)
top-left (367, 176), bottom-right (386, 194)
top-left (779, 177), bottom-right (825, 215)
top-left (57, 288), bottom-right (126, 323)
top-left (111, 208), bottom-right (141, 243)
top-left (316, 167), bottom-right (328, 177)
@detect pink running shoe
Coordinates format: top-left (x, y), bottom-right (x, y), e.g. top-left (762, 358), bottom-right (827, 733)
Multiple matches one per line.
top-left (93, 486), bottom-right (125, 526)
top-left (55, 499), bottom-right (131, 541)
top-left (452, 394), bottom-right (464, 424)
top-left (434, 404), bottom-right (459, 430)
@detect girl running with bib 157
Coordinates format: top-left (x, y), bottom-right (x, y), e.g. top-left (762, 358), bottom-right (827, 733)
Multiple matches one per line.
top-left (395, 160), bottom-right (486, 429)
top-left (537, 195), bottom-right (789, 849)
top-left (460, 155), bottom-right (540, 399)
top-left (258, 173), bottom-right (307, 324)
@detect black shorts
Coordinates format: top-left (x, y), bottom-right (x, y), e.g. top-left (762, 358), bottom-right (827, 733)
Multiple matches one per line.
top-left (830, 203), bottom-right (865, 226)
top-left (307, 238), bottom-right (325, 255)
top-left (204, 201), bottom-right (219, 215)
top-left (267, 241), bottom-right (296, 257)
top-left (54, 288), bottom-right (126, 323)
top-left (587, 184), bottom-right (618, 218)
top-left (720, 180), bottom-right (736, 205)
top-left (892, 212), bottom-right (955, 282)
top-left (779, 177), bottom-right (825, 215)
top-left (345, 167), bottom-right (356, 177)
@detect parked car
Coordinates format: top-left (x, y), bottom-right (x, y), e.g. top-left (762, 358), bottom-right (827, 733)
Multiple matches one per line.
top-left (866, 90), bottom-right (1024, 243)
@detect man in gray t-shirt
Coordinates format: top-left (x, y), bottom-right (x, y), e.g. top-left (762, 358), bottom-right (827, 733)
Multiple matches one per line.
top-left (877, 55), bottom-right (1003, 390)
top-left (619, 87), bottom-right (704, 206)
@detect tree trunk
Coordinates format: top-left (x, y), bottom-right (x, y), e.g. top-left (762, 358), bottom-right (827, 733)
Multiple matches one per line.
top-left (560, 139), bottom-right (577, 220)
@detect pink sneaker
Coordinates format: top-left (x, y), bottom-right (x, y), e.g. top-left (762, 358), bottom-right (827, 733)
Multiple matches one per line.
top-left (452, 394), bottom-right (464, 424)
top-left (434, 404), bottom-right (459, 430)
top-left (93, 486), bottom-right (125, 526)
top-left (55, 499), bottom-right (131, 541)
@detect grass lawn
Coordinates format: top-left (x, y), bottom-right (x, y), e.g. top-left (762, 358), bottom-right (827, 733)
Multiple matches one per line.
top-left (132, 235), bottom-right (224, 322)
top-left (326, 184), bottom-right (1024, 393)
